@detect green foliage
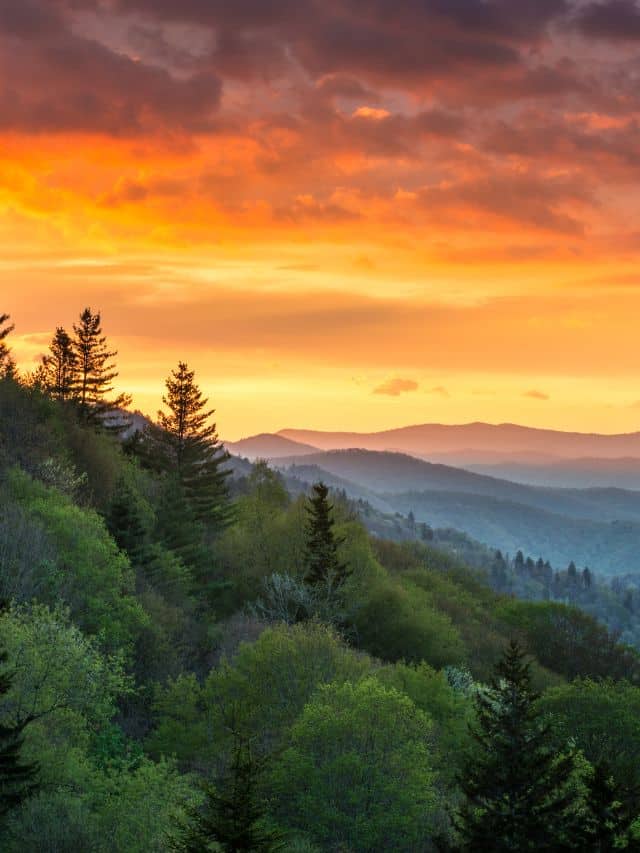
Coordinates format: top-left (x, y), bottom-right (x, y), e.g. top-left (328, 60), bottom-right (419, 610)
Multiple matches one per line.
top-left (0, 645), bottom-right (38, 823)
top-left (496, 599), bottom-right (640, 683)
top-left (353, 574), bottom-right (467, 669)
top-left (2, 758), bottom-right (195, 853)
top-left (0, 378), bottom-right (66, 475)
top-left (4, 468), bottom-right (147, 652)
top-left (540, 678), bottom-right (640, 799)
top-left (303, 482), bottom-right (349, 593)
top-left (456, 641), bottom-right (583, 852)
top-left (149, 622), bottom-right (371, 767)
top-left (270, 678), bottom-right (444, 852)
top-left (375, 660), bottom-right (473, 780)
top-left (179, 736), bottom-right (285, 853)
top-left (145, 362), bottom-right (231, 530)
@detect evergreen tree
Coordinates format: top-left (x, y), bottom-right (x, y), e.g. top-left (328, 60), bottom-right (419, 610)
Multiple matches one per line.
top-left (303, 482), bottom-right (349, 593)
top-left (0, 647), bottom-right (38, 821)
top-left (0, 313), bottom-right (16, 378)
top-left (180, 737), bottom-right (284, 853)
top-left (582, 760), bottom-right (638, 851)
top-left (148, 362), bottom-right (231, 529)
top-left (72, 307), bottom-right (131, 427)
top-left (36, 327), bottom-right (77, 400)
top-left (155, 474), bottom-right (209, 575)
top-left (456, 640), bottom-right (580, 851)
top-left (107, 477), bottom-right (149, 569)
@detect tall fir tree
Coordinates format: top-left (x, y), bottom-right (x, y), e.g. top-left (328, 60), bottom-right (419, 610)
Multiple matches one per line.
top-left (179, 736), bottom-right (284, 853)
top-left (456, 640), bottom-right (580, 852)
top-left (35, 327), bottom-right (77, 400)
top-left (72, 307), bottom-right (131, 428)
top-left (0, 647), bottom-right (38, 822)
top-left (582, 760), bottom-right (639, 851)
top-left (107, 476), bottom-right (150, 570)
top-left (155, 474), bottom-right (209, 575)
top-left (0, 313), bottom-right (16, 378)
top-left (303, 482), bottom-right (349, 593)
top-left (148, 362), bottom-right (231, 530)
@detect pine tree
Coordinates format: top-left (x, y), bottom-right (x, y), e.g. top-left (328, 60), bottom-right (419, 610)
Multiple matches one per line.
top-left (72, 307), bottom-right (131, 427)
top-left (456, 640), bottom-right (580, 851)
top-left (180, 737), bottom-right (284, 853)
top-left (107, 477), bottom-right (149, 569)
top-left (36, 327), bottom-right (77, 400)
top-left (0, 313), bottom-right (16, 378)
top-left (582, 760), bottom-right (637, 851)
top-left (303, 482), bottom-right (349, 593)
top-left (155, 474), bottom-right (209, 574)
top-left (0, 647), bottom-right (38, 821)
top-left (149, 362), bottom-right (231, 529)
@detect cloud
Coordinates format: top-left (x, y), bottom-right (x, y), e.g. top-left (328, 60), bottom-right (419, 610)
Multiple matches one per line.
top-left (0, 0), bottom-right (222, 135)
top-left (373, 378), bottom-right (420, 396)
top-left (524, 389), bottom-right (550, 400)
top-left (573, 0), bottom-right (640, 41)
top-left (429, 385), bottom-right (450, 397)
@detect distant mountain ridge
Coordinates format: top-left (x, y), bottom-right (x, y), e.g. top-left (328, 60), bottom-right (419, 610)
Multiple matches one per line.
top-left (224, 433), bottom-right (319, 460)
top-left (278, 422), bottom-right (640, 459)
top-left (271, 447), bottom-right (640, 574)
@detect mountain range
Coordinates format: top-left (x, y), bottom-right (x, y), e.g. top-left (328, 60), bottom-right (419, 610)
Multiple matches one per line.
top-left (224, 422), bottom-right (640, 574)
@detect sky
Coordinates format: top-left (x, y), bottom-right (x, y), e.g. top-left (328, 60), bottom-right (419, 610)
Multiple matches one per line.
top-left (2, 0), bottom-right (640, 438)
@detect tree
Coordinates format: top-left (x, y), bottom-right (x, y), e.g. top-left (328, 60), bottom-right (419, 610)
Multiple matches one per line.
top-left (303, 483), bottom-right (349, 594)
top-left (106, 477), bottom-right (150, 570)
top-left (180, 735), bottom-right (284, 853)
top-left (150, 362), bottom-right (231, 529)
top-left (0, 314), bottom-right (16, 378)
top-left (270, 678), bottom-right (443, 852)
top-left (36, 327), bottom-right (77, 401)
top-left (456, 640), bottom-right (581, 851)
top-left (72, 307), bottom-right (131, 427)
top-left (514, 550), bottom-right (525, 572)
top-left (0, 643), bottom-right (38, 822)
top-left (582, 760), bottom-right (638, 851)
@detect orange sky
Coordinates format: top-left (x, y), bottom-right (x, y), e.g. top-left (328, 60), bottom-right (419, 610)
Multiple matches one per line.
top-left (3, 0), bottom-right (640, 438)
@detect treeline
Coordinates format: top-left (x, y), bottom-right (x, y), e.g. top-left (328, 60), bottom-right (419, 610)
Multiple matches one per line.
top-left (2, 309), bottom-right (640, 849)
top-left (355, 494), bottom-right (640, 651)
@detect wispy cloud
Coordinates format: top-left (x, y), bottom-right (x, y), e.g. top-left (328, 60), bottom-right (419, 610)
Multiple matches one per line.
top-left (524, 389), bottom-right (550, 400)
top-left (373, 378), bottom-right (419, 397)
top-left (428, 385), bottom-right (450, 397)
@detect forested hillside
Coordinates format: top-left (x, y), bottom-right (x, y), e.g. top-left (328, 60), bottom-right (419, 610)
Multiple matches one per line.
top-left (276, 450), bottom-right (640, 574)
top-left (1, 309), bottom-right (640, 850)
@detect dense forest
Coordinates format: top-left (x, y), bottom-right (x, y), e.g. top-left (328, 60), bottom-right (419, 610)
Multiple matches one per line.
top-left (2, 308), bottom-right (640, 850)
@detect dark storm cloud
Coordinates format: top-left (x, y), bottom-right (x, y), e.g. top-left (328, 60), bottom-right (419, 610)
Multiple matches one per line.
top-left (573, 0), bottom-right (640, 40)
top-left (0, 0), bottom-right (221, 134)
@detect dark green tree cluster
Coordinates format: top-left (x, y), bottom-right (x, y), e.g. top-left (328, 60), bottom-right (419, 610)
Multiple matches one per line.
top-left (456, 641), bottom-right (637, 851)
top-left (0, 644), bottom-right (38, 824)
top-left (179, 736), bottom-right (283, 853)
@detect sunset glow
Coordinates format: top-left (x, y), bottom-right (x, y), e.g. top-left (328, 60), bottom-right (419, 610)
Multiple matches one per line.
top-left (3, 0), bottom-right (640, 437)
